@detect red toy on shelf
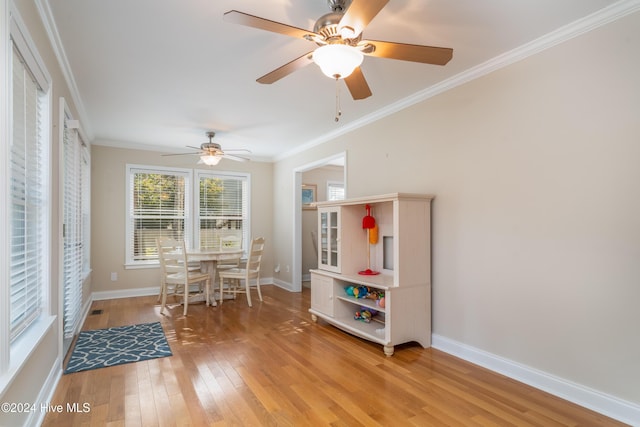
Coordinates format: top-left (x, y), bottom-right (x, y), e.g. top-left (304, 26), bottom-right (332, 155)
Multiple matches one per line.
top-left (359, 204), bottom-right (380, 275)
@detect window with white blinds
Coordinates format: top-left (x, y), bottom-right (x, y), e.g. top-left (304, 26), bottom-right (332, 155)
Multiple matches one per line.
top-left (327, 181), bottom-right (345, 201)
top-left (196, 171), bottom-right (249, 252)
top-left (62, 112), bottom-right (90, 340)
top-left (9, 44), bottom-right (48, 341)
top-left (126, 166), bottom-right (191, 265)
top-left (125, 166), bottom-right (250, 265)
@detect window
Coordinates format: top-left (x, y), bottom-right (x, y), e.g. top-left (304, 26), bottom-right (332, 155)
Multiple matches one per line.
top-left (8, 25), bottom-right (50, 342)
top-left (61, 100), bottom-right (90, 345)
top-left (195, 170), bottom-right (249, 251)
top-left (125, 166), bottom-right (251, 266)
top-left (126, 166), bottom-right (191, 266)
top-left (327, 181), bottom-right (345, 201)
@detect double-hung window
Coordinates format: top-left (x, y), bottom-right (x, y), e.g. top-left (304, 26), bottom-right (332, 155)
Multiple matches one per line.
top-left (195, 170), bottom-right (249, 251)
top-left (2, 4), bottom-right (52, 386)
top-left (126, 166), bottom-right (191, 266)
top-left (8, 17), bottom-right (51, 340)
top-left (125, 166), bottom-right (250, 266)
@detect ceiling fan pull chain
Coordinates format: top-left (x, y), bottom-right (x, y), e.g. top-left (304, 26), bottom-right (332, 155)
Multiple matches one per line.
top-left (335, 77), bottom-right (342, 122)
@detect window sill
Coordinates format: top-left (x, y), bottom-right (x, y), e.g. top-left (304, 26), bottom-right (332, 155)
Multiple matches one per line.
top-left (0, 314), bottom-right (56, 396)
top-left (124, 262), bottom-right (159, 270)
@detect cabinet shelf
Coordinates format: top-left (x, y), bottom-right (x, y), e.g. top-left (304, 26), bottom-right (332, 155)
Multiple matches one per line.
top-left (310, 309), bottom-right (388, 346)
top-left (335, 295), bottom-right (385, 314)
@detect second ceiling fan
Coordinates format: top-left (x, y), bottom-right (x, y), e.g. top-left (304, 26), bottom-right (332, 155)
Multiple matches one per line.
top-left (224, 0), bottom-right (453, 100)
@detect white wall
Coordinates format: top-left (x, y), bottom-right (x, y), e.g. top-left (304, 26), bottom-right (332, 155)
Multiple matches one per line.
top-left (271, 9), bottom-right (640, 412)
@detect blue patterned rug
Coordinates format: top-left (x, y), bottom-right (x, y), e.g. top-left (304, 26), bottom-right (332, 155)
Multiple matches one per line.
top-left (64, 322), bottom-right (172, 374)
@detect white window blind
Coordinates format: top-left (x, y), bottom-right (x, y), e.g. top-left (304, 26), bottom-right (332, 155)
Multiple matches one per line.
top-left (9, 45), bottom-right (46, 341)
top-left (127, 167), bottom-right (190, 264)
top-left (82, 145), bottom-right (90, 275)
top-left (327, 181), bottom-right (345, 201)
top-left (196, 172), bottom-right (249, 251)
top-left (62, 115), bottom-right (88, 339)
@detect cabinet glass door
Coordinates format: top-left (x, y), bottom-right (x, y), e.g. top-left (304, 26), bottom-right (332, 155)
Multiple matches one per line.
top-left (320, 211), bottom-right (329, 266)
top-left (318, 207), bottom-right (340, 272)
top-left (330, 211), bottom-right (338, 268)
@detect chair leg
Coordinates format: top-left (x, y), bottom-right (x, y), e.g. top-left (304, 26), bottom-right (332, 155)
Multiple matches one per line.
top-left (256, 276), bottom-right (263, 302)
top-left (160, 282), bottom-right (168, 314)
top-left (205, 278), bottom-right (210, 307)
top-left (183, 282), bottom-right (189, 316)
top-left (245, 279), bottom-right (252, 307)
top-left (219, 277), bottom-right (224, 305)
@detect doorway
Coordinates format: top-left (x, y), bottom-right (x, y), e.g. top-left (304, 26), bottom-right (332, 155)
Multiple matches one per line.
top-left (292, 152), bottom-right (346, 292)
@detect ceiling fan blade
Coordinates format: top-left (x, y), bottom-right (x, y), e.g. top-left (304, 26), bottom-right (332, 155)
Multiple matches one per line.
top-left (362, 40), bottom-right (453, 65)
top-left (339, 0), bottom-right (389, 38)
top-left (257, 52), bottom-right (314, 84)
top-left (222, 148), bottom-right (252, 153)
top-left (222, 154), bottom-right (249, 162)
top-left (224, 10), bottom-right (317, 40)
top-left (161, 152), bottom-right (200, 157)
top-left (344, 67), bottom-right (372, 100)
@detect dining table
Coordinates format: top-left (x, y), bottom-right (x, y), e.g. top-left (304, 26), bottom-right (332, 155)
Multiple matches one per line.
top-left (187, 249), bottom-right (243, 306)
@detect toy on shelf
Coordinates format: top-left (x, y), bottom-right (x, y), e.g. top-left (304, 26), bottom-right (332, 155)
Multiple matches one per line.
top-left (353, 285), bottom-right (369, 298)
top-left (344, 286), bottom-right (385, 306)
top-left (359, 204), bottom-right (380, 276)
top-left (354, 307), bottom-right (378, 323)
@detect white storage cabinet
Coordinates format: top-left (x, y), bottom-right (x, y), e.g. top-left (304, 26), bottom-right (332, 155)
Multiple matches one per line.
top-left (309, 193), bottom-right (433, 356)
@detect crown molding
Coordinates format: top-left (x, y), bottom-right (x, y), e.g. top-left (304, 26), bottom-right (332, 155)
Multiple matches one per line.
top-left (36, 0), bottom-right (94, 141)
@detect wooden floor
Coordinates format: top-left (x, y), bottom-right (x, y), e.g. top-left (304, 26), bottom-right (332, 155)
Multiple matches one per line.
top-left (43, 285), bottom-right (625, 427)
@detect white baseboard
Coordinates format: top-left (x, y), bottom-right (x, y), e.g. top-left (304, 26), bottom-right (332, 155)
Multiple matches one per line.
top-left (27, 356), bottom-right (62, 427)
top-left (91, 277), bottom-right (280, 301)
top-left (92, 286), bottom-right (160, 301)
top-left (271, 278), bottom-right (295, 291)
top-left (432, 334), bottom-right (640, 426)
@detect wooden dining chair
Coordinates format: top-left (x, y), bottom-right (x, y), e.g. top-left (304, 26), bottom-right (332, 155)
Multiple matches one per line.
top-left (218, 237), bottom-right (265, 307)
top-left (157, 237), bottom-right (211, 316)
top-left (217, 235), bottom-right (242, 270)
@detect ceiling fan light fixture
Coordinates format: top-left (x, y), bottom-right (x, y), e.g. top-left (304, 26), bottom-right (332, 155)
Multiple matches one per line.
top-left (313, 44), bottom-right (363, 79)
top-left (200, 154), bottom-right (222, 166)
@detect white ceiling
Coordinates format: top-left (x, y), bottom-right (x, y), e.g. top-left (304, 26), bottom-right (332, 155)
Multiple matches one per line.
top-left (43, 0), bottom-right (624, 161)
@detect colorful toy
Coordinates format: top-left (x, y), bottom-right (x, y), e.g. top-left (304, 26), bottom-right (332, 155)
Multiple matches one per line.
top-left (353, 285), bottom-right (369, 298)
top-left (345, 285), bottom-right (355, 296)
top-left (354, 306), bottom-right (379, 323)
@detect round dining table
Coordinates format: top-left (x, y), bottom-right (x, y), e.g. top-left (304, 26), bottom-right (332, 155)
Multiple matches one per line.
top-left (187, 249), bottom-right (243, 306)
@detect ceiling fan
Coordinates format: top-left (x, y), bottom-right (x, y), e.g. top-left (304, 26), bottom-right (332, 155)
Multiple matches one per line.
top-left (223, 0), bottom-right (453, 101)
top-left (163, 131), bottom-right (251, 166)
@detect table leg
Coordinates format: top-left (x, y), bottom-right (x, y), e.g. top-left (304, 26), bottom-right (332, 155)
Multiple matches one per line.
top-left (201, 260), bottom-right (218, 306)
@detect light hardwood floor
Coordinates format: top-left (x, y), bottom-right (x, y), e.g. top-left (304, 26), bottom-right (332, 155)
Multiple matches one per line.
top-left (43, 285), bottom-right (626, 426)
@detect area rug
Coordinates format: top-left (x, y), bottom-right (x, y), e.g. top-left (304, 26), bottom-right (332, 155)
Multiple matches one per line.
top-left (64, 322), bottom-right (172, 374)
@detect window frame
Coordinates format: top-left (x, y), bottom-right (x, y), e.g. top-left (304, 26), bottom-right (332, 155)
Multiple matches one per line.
top-left (60, 97), bottom-right (90, 347)
top-left (1, 2), bottom-right (55, 392)
top-left (327, 180), bottom-right (345, 201)
top-left (125, 165), bottom-right (252, 268)
top-left (125, 164), bottom-right (193, 268)
top-left (194, 169), bottom-right (251, 255)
